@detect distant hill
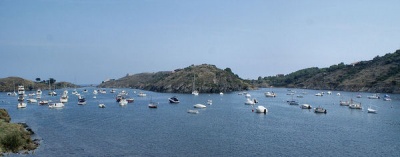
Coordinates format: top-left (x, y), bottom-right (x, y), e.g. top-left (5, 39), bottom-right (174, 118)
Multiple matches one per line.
top-left (98, 64), bottom-right (253, 93)
top-left (255, 49), bottom-right (400, 93)
top-left (0, 77), bottom-right (78, 92)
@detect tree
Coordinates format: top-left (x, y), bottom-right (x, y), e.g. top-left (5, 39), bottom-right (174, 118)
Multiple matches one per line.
top-left (35, 78), bottom-right (41, 82)
top-left (224, 68), bottom-right (233, 74)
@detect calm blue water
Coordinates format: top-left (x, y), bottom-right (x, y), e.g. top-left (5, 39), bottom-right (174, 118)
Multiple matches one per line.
top-left (1, 88), bottom-right (400, 157)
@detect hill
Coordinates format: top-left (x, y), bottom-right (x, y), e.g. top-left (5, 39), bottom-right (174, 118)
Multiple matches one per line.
top-left (98, 64), bottom-right (253, 93)
top-left (255, 49), bottom-right (400, 93)
top-left (0, 77), bottom-right (78, 92)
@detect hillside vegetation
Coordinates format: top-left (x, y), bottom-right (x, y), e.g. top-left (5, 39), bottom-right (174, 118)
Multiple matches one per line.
top-left (0, 77), bottom-right (77, 92)
top-left (255, 49), bottom-right (400, 93)
top-left (98, 64), bottom-right (252, 93)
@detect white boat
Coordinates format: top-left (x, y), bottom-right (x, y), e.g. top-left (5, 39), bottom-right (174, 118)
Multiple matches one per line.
top-left (119, 98), bottom-right (128, 106)
top-left (49, 102), bottom-right (64, 108)
top-left (367, 107), bottom-right (377, 113)
top-left (192, 75), bottom-right (199, 96)
top-left (337, 93), bottom-right (341, 96)
top-left (138, 92), bottom-right (147, 97)
top-left (315, 93), bottom-right (323, 96)
top-left (207, 100), bottom-right (212, 105)
top-left (187, 110), bottom-right (199, 114)
top-left (244, 93), bottom-right (251, 98)
top-left (99, 104), bottom-right (106, 108)
top-left (255, 105), bottom-right (268, 113)
top-left (219, 92), bottom-right (224, 95)
top-left (36, 89), bottom-right (42, 95)
top-left (17, 85), bottom-right (25, 96)
top-left (367, 94), bottom-right (380, 99)
top-left (168, 96), bottom-right (180, 103)
top-left (244, 98), bottom-right (256, 105)
top-left (349, 99), bottom-right (362, 109)
top-left (356, 94), bottom-right (362, 98)
top-left (265, 92), bottom-right (276, 97)
top-left (148, 102), bottom-right (157, 108)
top-left (300, 104), bottom-right (312, 109)
top-left (194, 104), bottom-right (206, 108)
top-left (17, 102), bottom-right (27, 108)
top-left (327, 91), bottom-right (332, 95)
top-left (27, 98), bottom-right (37, 103)
top-left (78, 95), bottom-right (86, 105)
top-left (314, 107), bottom-right (327, 113)
top-left (60, 90), bottom-right (69, 103)
top-left (72, 90), bottom-right (78, 95)
top-left (339, 100), bottom-right (350, 106)
top-left (383, 94), bottom-right (391, 101)
top-left (39, 100), bottom-right (49, 105)
top-left (36, 94), bottom-right (41, 100)
top-left (93, 90), bottom-right (98, 95)
top-left (110, 89), bottom-right (116, 93)
top-left (99, 89), bottom-right (107, 94)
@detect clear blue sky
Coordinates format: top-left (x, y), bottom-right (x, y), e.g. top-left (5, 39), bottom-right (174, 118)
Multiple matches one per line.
top-left (1, 0), bottom-right (399, 84)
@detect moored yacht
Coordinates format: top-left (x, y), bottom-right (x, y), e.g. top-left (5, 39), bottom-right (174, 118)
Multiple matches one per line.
top-left (255, 105), bottom-right (268, 114)
top-left (168, 96), bottom-right (180, 103)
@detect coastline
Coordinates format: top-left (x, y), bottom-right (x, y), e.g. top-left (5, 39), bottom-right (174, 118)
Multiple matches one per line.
top-left (0, 108), bottom-right (39, 155)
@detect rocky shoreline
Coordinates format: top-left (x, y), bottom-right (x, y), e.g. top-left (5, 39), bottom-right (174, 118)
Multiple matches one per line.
top-left (0, 109), bottom-right (40, 155)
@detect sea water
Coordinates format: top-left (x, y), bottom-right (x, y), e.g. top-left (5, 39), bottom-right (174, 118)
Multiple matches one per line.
top-left (1, 88), bottom-right (400, 157)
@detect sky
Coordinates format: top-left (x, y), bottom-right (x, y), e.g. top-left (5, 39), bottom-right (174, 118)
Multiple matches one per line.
top-left (1, 0), bottom-right (399, 84)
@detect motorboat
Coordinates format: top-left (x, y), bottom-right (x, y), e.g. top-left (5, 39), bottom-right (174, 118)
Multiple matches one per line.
top-left (367, 94), bottom-right (380, 99)
top-left (148, 102), bottom-right (157, 108)
top-left (339, 100), bottom-right (350, 106)
top-left (39, 100), bottom-right (49, 105)
top-left (83, 89), bottom-right (88, 93)
top-left (207, 100), bottom-right (212, 105)
top-left (49, 102), bottom-right (64, 108)
top-left (138, 92), bottom-right (147, 97)
top-left (383, 94), bottom-right (391, 101)
top-left (367, 107), bottom-right (377, 113)
top-left (187, 110), bottom-right (199, 114)
top-left (349, 99), bottom-right (362, 109)
top-left (300, 104), bottom-right (312, 109)
top-left (244, 93), bottom-right (251, 98)
top-left (17, 95), bottom-right (24, 101)
top-left (27, 98), bottom-right (37, 103)
top-left (244, 98), bottom-right (257, 105)
top-left (110, 89), bottom-right (116, 93)
top-left (119, 98), bottom-right (128, 106)
top-left (168, 96), bottom-right (180, 103)
top-left (337, 93), bottom-right (341, 96)
top-left (60, 91), bottom-right (69, 103)
top-left (191, 90), bottom-right (199, 96)
top-left (127, 98), bottom-right (134, 103)
top-left (99, 104), bottom-right (106, 108)
top-left (17, 85), bottom-right (25, 96)
top-left (265, 92), bottom-right (276, 97)
top-left (17, 102), bottom-right (27, 108)
top-left (93, 90), bottom-right (98, 95)
top-left (327, 91), bottom-right (332, 95)
top-left (36, 89), bottom-right (42, 95)
top-left (99, 89), bottom-right (107, 94)
top-left (314, 107), bottom-right (327, 113)
top-left (315, 93), bottom-right (323, 96)
top-left (356, 94), bottom-right (362, 98)
top-left (48, 91), bottom-right (57, 96)
top-left (36, 94), bottom-right (41, 100)
top-left (194, 104), bottom-right (206, 108)
top-left (255, 105), bottom-right (268, 114)
top-left (78, 95), bottom-right (86, 105)
top-left (219, 92), bottom-right (224, 95)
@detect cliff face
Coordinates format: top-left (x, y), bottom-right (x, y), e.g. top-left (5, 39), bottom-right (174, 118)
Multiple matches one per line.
top-left (259, 49), bottom-right (400, 93)
top-left (98, 64), bottom-right (252, 93)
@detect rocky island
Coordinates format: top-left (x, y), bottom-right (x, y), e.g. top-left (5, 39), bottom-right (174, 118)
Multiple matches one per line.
top-left (98, 64), bottom-right (253, 93)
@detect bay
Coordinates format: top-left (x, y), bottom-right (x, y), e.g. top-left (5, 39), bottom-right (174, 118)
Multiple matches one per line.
top-left (1, 88), bottom-right (400, 156)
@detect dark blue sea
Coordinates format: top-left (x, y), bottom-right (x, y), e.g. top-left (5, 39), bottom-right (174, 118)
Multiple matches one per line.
top-left (1, 88), bottom-right (400, 157)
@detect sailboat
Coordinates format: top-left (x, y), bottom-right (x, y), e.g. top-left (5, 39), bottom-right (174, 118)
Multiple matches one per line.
top-left (148, 97), bottom-right (157, 108)
top-left (191, 74), bottom-right (199, 96)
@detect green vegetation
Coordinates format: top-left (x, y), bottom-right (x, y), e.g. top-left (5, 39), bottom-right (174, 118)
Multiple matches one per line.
top-left (98, 64), bottom-right (253, 93)
top-left (0, 77), bottom-right (78, 92)
top-left (253, 49), bottom-right (400, 93)
top-left (0, 109), bottom-right (38, 154)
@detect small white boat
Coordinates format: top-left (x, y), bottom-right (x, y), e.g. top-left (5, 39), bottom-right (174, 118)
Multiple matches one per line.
top-left (265, 92), bottom-right (276, 97)
top-left (220, 92), bottom-right (224, 95)
top-left (194, 104), bottom-right (206, 108)
top-left (17, 85), bottom-right (25, 96)
top-left (138, 92), bottom-right (147, 97)
top-left (49, 102), bottom-right (64, 108)
top-left (244, 93), bottom-right (251, 98)
top-left (119, 98), bottom-right (128, 106)
top-left (187, 110), bottom-right (199, 114)
top-left (300, 104), bottom-right (312, 109)
top-left (383, 95), bottom-right (391, 101)
top-left (93, 90), bottom-right (98, 95)
top-left (168, 96), bottom-right (180, 103)
top-left (367, 94), bottom-right (380, 99)
top-left (244, 98), bottom-right (257, 105)
top-left (78, 95), bottom-right (86, 105)
top-left (27, 98), bottom-right (37, 103)
top-left (191, 90), bottom-right (199, 96)
top-left (39, 100), bottom-right (49, 105)
top-left (98, 104), bottom-right (106, 108)
top-left (17, 102), bottom-right (27, 108)
top-left (255, 105), bottom-right (268, 113)
top-left (314, 107), bottom-right (327, 113)
top-left (337, 93), bottom-right (341, 96)
top-left (36, 89), bottom-right (42, 95)
top-left (349, 99), bottom-right (362, 109)
top-left (315, 93), bottom-right (323, 96)
top-left (148, 103), bottom-right (157, 108)
top-left (207, 100), bottom-right (212, 105)
top-left (93, 96), bottom-right (97, 99)
top-left (367, 107), bottom-right (377, 113)
top-left (327, 91), bottom-right (332, 95)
